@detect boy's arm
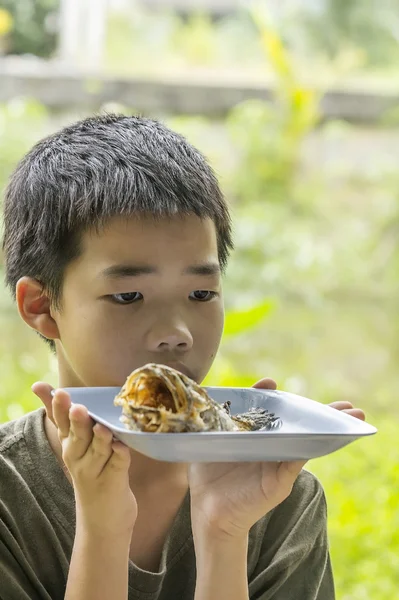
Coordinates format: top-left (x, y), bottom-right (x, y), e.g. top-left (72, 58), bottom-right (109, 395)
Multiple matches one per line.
top-left (193, 537), bottom-right (333, 600)
top-left (51, 389), bottom-right (137, 600)
top-left (192, 471), bottom-right (334, 600)
top-left (189, 377), bottom-right (365, 600)
top-left (193, 534), bottom-right (250, 600)
top-left (66, 530), bottom-right (130, 600)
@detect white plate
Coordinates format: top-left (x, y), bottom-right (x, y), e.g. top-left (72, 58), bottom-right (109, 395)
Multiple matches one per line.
top-left (63, 386), bottom-right (377, 462)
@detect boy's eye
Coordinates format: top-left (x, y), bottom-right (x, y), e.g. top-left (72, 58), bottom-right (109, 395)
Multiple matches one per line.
top-left (189, 290), bottom-right (217, 302)
top-left (110, 292), bottom-right (143, 304)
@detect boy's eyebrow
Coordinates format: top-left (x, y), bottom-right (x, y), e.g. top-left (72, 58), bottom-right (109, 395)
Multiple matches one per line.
top-left (183, 262), bottom-right (221, 276)
top-left (99, 262), bottom-right (221, 279)
top-left (99, 264), bottom-right (156, 279)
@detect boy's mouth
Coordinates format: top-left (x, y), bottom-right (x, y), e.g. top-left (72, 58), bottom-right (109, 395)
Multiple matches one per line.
top-left (158, 361), bottom-right (196, 382)
top-left (144, 360), bottom-right (196, 382)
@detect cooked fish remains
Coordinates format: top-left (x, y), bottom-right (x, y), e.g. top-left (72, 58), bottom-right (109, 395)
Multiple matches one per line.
top-left (114, 363), bottom-right (282, 433)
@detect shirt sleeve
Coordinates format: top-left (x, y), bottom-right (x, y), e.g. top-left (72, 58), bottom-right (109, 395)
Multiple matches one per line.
top-left (0, 519), bottom-right (50, 600)
top-left (248, 470), bottom-right (335, 600)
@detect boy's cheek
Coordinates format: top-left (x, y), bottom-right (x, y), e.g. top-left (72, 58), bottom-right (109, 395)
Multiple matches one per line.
top-left (56, 297), bottom-right (224, 387)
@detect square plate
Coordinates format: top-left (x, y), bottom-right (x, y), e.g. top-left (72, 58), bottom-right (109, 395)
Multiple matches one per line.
top-left (63, 386), bottom-right (377, 462)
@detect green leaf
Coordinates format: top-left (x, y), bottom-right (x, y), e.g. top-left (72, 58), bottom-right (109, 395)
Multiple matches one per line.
top-left (223, 300), bottom-right (276, 337)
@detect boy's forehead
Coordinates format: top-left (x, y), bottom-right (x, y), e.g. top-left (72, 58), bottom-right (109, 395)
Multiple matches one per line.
top-left (78, 214), bottom-right (219, 271)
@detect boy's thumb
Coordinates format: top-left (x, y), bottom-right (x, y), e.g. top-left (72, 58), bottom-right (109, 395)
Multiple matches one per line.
top-left (32, 382), bottom-right (55, 423)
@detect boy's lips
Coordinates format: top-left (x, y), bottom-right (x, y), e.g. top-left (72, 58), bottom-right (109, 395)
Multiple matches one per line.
top-left (157, 361), bottom-right (196, 381)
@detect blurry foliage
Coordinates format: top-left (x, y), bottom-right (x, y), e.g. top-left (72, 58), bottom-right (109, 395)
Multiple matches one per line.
top-left (0, 98), bottom-right (50, 192)
top-left (0, 0), bottom-right (58, 57)
top-left (104, 1), bottom-right (399, 78)
top-left (0, 9), bottom-right (398, 598)
top-left (0, 98), bottom-right (56, 424)
top-left (104, 5), bottom-right (264, 75)
top-left (0, 7), bottom-right (13, 37)
top-left (226, 9), bottom-right (320, 204)
top-left (223, 300), bottom-right (276, 338)
top-left (168, 16), bottom-right (399, 421)
top-left (380, 104), bottom-right (399, 129)
top-left (294, 0), bottom-right (399, 67)
top-left (309, 418), bottom-right (399, 600)
top-left (170, 12), bottom-right (218, 66)
top-left (0, 318), bottom-right (56, 423)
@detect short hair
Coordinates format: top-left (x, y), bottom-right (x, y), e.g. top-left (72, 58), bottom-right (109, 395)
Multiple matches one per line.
top-left (2, 114), bottom-right (233, 351)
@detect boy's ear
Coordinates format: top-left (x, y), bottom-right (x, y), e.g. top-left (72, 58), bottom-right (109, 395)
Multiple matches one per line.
top-left (16, 277), bottom-right (60, 340)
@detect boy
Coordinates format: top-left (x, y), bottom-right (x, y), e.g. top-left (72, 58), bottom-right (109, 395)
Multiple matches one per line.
top-left (0, 114), bottom-right (364, 600)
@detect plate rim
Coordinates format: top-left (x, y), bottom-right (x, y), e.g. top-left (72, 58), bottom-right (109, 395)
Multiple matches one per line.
top-left (87, 411), bottom-right (377, 438)
top-left (61, 386), bottom-right (377, 438)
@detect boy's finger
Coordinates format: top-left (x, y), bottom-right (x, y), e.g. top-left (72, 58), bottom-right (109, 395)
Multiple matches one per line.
top-left (31, 382), bottom-right (55, 422)
top-left (252, 378), bottom-right (277, 391)
top-left (277, 459), bottom-right (307, 486)
top-left (107, 441), bottom-right (131, 472)
top-left (328, 401), bottom-right (366, 421)
top-left (52, 389), bottom-right (72, 440)
top-left (82, 423), bottom-right (114, 477)
top-left (329, 401), bottom-right (354, 411)
top-left (67, 404), bottom-right (95, 460)
top-left (343, 408), bottom-right (365, 421)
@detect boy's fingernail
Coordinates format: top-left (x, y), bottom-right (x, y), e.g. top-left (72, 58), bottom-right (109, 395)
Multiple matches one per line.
top-left (69, 404), bottom-right (78, 417)
top-left (52, 389), bottom-right (69, 398)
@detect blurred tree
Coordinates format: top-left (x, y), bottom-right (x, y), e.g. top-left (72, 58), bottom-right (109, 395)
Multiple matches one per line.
top-left (0, 7), bottom-right (12, 36)
top-left (0, 0), bottom-right (59, 57)
top-left (297, 0), bottom-right (399, 66)
top-left (0, 7), bottom-right (12, 54)
top-left (226, 6), bottom-right (320, 205)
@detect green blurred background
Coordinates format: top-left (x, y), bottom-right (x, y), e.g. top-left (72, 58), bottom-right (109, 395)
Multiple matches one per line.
top-left (0, 1), bottom-right (398, 598)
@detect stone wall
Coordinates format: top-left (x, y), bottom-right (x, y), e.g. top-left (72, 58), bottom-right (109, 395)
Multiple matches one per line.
top-left (1, 60), bottom-right (398, 122)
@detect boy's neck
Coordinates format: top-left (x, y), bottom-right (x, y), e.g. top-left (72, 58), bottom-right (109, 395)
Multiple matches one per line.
top-left (43, 413), bottom-right (189, 492)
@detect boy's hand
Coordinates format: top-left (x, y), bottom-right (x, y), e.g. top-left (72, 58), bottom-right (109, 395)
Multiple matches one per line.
top-left (189, 377), bottom-right (366, 542)
top-left (33, 384), bottom-right (137, 540)
top-left (33, 378), bottom-right (365, 543)
top-left (189, 456), bottom-right (306, 542)
top-left (252, 377), bottom-right (366, 421)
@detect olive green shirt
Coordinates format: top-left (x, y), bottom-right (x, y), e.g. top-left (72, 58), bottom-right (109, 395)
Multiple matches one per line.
top-left (0, 409), bottom-right (334, 599)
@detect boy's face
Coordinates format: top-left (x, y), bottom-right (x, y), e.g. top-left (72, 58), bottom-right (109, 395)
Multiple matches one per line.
top-left (52, 215), bottom-right (224, 387)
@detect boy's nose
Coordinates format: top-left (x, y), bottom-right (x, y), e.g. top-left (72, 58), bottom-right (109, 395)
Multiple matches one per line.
top-left (146, 324), bottom-right (193, 353)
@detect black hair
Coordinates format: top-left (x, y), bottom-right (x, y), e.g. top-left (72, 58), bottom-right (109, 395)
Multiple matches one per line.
top-left (2, 113), bottom-right (233, 351)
